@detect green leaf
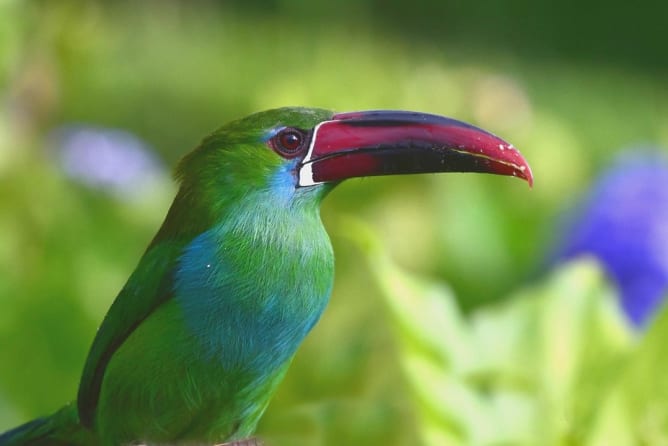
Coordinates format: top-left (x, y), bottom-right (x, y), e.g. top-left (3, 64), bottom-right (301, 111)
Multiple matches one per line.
top-left (357, 221), bottom-right (636, 445)
top-left (598, 293), bottom-right (668, 445)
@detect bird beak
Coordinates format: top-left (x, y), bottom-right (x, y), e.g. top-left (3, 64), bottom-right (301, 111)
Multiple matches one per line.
top-left (298, 110), bottom-right (533, 187)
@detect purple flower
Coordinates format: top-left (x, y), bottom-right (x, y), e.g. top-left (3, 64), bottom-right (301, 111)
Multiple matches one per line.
top-left (51, 126), bottom-right (166, 199)
top-left (555, 150), bottom-right (668, 328)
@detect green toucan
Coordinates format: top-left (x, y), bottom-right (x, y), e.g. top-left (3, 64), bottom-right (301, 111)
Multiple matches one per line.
top-left (0, 107), bottom-right (532, 445)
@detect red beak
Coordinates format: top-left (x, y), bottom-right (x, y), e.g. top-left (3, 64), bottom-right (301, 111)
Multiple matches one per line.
top-left (298, 110), bottom-right (532, 187)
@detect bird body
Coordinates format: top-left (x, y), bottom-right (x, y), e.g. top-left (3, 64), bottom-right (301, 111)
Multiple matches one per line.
top-left (0, 107), bottom-right (531, 445)
top-left (94, 193), bottom-right (334, 444)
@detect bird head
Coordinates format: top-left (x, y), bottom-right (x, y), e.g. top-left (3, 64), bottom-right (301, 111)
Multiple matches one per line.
top-left (167, 107), bottom-right (532, 235)
top-left (180, 106), bottom-right (533, 190)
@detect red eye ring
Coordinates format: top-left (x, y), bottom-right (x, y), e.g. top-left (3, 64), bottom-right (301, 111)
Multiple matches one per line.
top-left (280, 131), bottom-right (302, 151)
top-left (272, 128), bottom-right (307, 158)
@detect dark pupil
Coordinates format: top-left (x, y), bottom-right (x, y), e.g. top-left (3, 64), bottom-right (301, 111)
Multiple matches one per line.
top-left (280, 132), bottom-right (301, 151)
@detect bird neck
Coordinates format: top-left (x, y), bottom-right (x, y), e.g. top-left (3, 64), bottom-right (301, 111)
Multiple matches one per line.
top-left (173, 186), bottom-right (335, 376)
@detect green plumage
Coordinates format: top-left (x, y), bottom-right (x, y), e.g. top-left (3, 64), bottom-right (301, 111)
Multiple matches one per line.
top-left (2, 108), bottom-right (336, 445)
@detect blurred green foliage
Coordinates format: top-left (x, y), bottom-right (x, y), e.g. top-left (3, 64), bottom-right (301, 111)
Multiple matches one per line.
top-left (0, 0), bottom-right (667, 444)
top-left (362, 222), bottom-right (668, 445)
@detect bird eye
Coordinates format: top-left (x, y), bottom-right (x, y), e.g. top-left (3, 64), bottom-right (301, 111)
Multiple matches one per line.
top-left (271, 128), bottom-right (308, 158)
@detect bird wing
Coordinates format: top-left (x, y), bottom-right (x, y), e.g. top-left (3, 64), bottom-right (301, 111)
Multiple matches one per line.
top-left (77, 240), bottom-right (183, 427)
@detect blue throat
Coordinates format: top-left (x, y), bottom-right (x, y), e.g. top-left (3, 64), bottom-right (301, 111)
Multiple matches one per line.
top-left (174, 187), bottom-right (334, 378)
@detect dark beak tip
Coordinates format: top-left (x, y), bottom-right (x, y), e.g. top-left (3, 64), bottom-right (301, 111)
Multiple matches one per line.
top-left (525, 165), bottom-right (535, 188)
top-left (508, 144), bottom-right (534, 188)
top-left (515, 168), bottom-right (534, 188)
top-left (506, 145), bottom-right (534, 187)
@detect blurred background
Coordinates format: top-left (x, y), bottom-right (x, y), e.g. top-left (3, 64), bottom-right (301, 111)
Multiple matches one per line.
top-left (1, 0), bottom-right (667, 444)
